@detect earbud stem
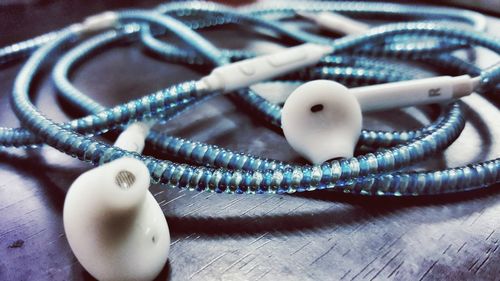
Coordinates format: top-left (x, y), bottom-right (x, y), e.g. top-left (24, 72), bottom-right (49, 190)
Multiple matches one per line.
top-left (351, 75), bottom-right (474, 112)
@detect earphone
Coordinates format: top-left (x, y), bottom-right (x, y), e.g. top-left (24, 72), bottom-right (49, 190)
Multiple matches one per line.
top-left (281, 80), bottom-right (363, 163)
top-left (64, 157), bottom-right (170, 281)
top-left (280, 74), bottom-right (477, 163)
top-left (64, 121), bottom-right (170, 281)
top-left (2, 1), bottom-right (499, 281)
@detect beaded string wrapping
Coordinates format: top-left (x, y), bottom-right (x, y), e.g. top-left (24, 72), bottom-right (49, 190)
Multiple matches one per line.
top-left (0, 1), bottom-right (499, 196)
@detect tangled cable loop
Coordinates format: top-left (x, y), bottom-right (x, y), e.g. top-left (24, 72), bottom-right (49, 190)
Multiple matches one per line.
top-left (1, 1), bottom-right (499, 196)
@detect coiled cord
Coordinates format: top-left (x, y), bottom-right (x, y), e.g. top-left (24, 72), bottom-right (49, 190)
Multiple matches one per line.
top-left (1, 1), bottom-right (499, 196)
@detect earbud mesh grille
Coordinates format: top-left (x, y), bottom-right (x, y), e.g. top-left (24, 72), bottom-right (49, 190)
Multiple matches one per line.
top-left (115, 170), bottom-right (135, 189)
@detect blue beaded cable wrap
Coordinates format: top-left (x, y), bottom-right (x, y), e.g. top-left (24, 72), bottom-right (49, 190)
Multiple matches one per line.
top-left (0, 2), bottom-right (499, 196)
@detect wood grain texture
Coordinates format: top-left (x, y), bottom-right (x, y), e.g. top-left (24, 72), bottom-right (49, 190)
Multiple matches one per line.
top-left (0, 1), bottom-right (499, 281)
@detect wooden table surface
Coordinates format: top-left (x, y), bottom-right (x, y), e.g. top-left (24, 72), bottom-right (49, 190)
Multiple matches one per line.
top-left (1, 1), bottom-right (499, 280)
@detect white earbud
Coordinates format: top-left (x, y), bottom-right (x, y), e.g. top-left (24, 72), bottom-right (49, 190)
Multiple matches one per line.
top-left (281, 80), bottom-right (362, 164)
top-left (64, 157), bottom-right (170, 281)
top-left (63, 121), bottom-right (170, 281)
top-left (281, 75), bottom-right (478, 164)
